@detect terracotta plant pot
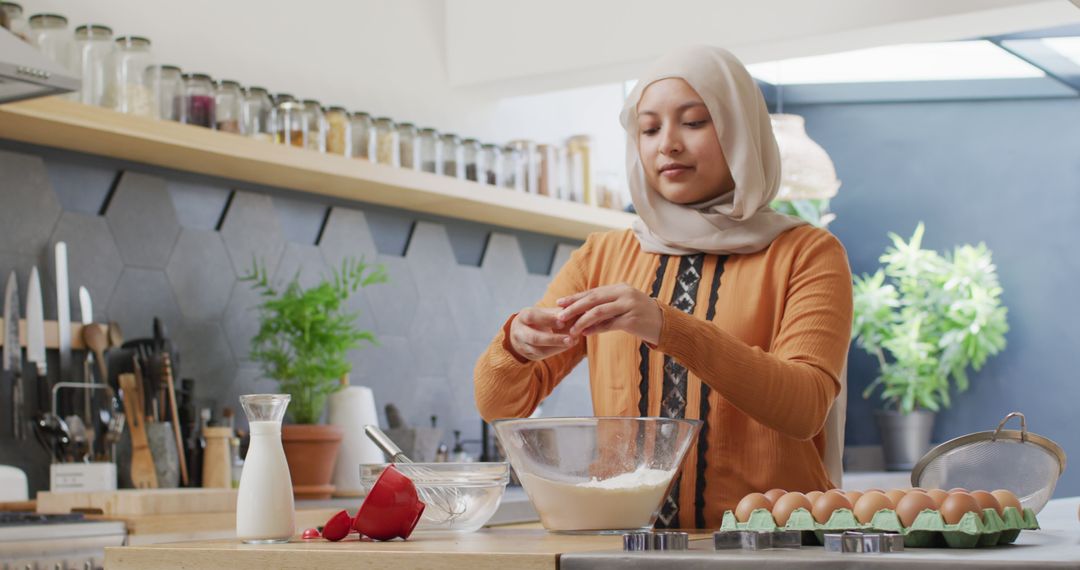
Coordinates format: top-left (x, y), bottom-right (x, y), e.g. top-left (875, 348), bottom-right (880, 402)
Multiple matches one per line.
top-left (281, 424), bottom-right (344, 500)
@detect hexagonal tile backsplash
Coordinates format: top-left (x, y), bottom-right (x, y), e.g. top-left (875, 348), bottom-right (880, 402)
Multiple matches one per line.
top-left (0, 146), bottom-right (587, 450)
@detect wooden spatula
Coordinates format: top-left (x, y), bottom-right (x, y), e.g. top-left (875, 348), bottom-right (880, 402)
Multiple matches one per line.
top-left (119, 373), bottom-right (158, 489)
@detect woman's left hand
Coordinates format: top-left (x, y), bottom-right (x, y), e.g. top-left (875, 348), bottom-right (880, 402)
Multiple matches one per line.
top-left (555, 284), bottom-right (663, 344)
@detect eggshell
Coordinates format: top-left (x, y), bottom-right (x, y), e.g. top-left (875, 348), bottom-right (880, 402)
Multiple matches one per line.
top-left (940, 492), bottom-right (982, 524)
top-left (970, 490), bottom-right (1003, 516)
top-left (763, 488), bottom-right (787, 504)
top-left (926, 489), bottom-right (949, 508)
top-left (907, 487), bottom-right (927, 493)
top-left (884, 489), bottom-right (907, 506)
top-left (895, 491), bottom-right (937, 527)
top-left (806, 490), bottom-right (824, 504)
top-left (853, 491), bottom-right (894, 524)
top-left (862, 488), bottom-right (885, 493)
top-left (991, 489), bottom-right (1022, 512)
top-left (947, 487), bottom-right (971, 494)
top-left (771, 491), bottom-right (813, 526)
top-left (844, 490), bottom-right (864, 506)
top-left (735, 492), bottom-right (773, 523)
top-left (811, 490), bottom-right (853, 524)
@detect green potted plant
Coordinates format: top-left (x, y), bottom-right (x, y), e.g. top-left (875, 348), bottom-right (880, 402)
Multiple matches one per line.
top-left (851, 223), bottom-right (1008, 471)
top-left (243, 257), bottom-right (387, 499)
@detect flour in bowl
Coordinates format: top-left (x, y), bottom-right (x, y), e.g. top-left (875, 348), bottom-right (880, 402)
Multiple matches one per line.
top-left (519, 468), bottom-right (675, 531)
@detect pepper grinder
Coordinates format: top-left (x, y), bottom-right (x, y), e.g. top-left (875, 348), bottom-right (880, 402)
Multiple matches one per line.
top-left (202, 426), bottom-right (233, 488)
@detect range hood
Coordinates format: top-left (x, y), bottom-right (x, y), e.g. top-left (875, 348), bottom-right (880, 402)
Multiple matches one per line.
top-left (0, 27), bottom-right (79, 104)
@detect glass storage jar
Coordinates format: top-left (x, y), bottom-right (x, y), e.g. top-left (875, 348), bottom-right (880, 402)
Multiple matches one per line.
top-left (110, 36), bottom-right (156, 118)
top-left (241, 86), bottom-right (274, 141)
top-left (418, 128), bottom-right (441, 173)
top-left (481, 143), bottom-right (501, 186)
top-left (506, 140), bottom-right (539, 194)
top-left (537, 144), bottom-right (560, 197)
top-left (73, 24), bottom-right (113, 106)
top-left (566, 134), bottom-right (593, 205)
top-left (301, 100), bottom-right (326, 152)
top-left (1, 2), bottom-right (29, 41)
top-left (462, 138), bottom-right (483, 182)
top-left (440, 133), bottom-right (464, 179)
top-left (274, 100), bottom-right (307, 148)
top-left (397, 122), bottom-right (419, 170)
top-left (27, 13), bottom-right (71, 70)
top-left (349, 112), bottom-right (374, 160)
top-left (503, 144), bottom-right (525, 192)
top-left (214, 80), bottom-right (243, 133)
top-left (325, 106), bottom-right (351, 156)
top-left (373, 117), bottom-right (399, 166)
top-left (181, 73), bottom-right (214, 127)
top-left (145, 64), bottom-right (182, 121)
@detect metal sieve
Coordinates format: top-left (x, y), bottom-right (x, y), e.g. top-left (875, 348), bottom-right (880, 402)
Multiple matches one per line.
top-left (911, 412), bottom-right (1065, 514)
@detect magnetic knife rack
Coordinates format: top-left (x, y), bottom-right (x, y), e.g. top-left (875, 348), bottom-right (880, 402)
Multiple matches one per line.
top-left (0, 319), bottom-right (104, 350)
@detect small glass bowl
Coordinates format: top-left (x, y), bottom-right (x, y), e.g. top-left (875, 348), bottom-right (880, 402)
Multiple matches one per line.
top-left (360, 462), bottom-right (509, 532)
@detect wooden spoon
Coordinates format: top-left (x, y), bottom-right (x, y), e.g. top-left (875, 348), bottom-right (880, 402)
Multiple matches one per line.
top-left (107, 321), bottom-right (124, 349)
top-left (82, 323), bottom-right (109, 384)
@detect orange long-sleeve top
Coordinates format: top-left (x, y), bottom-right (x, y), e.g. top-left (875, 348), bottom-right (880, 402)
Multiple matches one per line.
top-left (474, 224), bottom-right (853, 529)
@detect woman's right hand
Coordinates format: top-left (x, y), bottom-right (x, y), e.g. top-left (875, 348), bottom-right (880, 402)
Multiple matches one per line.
top-left (509, 307), bottom-right (580, 361)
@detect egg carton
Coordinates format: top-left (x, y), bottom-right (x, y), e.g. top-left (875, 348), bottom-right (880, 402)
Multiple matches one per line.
top-left (718, 506), bottom-right (1039, 549)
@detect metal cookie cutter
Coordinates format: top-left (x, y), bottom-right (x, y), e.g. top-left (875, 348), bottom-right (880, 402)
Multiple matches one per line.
top-left (824, 531), bottom-right (904, 553)
top-left (622, 531), bottom-right (690, 552)
top-left (713, 530), bottom-right (801, 551)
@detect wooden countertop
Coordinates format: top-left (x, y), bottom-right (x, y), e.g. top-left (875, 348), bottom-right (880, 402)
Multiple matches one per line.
top-left (103, 527), bottom-right (682, 570)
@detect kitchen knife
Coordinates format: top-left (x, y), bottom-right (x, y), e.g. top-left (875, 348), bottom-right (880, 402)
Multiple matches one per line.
top-left (79, 286), bottom-right (93, 429)
top-left (3, 272), bottom-right (24, 440)
top-left (55, 243), bottom-right (71, 413)
top-left (26, 267), bottom-right (48, 413)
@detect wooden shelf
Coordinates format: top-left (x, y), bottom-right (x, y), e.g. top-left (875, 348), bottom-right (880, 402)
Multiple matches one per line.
top-left (0, 98), bottom-right (636, 240)
top-left (0, 318), bottom-right (100, 351)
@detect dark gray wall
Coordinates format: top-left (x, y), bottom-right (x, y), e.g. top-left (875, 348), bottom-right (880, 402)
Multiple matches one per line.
top-left (792, 97), bottom-right (1080, 496)
top-left (0, 142), bottom-right (592, 493)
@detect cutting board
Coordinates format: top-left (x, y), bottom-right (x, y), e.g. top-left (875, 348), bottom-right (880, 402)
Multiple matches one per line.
top-left (37, 488), bottom-right (238, 516)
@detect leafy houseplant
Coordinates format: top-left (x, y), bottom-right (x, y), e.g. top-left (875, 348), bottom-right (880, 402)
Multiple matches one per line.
top-left (851, 223), bottom-right (1009, 469)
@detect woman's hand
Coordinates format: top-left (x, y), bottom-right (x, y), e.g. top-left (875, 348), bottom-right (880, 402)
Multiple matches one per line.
top-left (509, 307), bottom-right (580, 361)
top-left (556, 284), bottom-right (663, 345)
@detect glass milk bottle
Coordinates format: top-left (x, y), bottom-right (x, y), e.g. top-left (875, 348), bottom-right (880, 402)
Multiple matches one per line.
top-left (236, 394), bottom-right (295, 543)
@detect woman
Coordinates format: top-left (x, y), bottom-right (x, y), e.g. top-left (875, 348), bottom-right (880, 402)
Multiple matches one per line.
top-left (474, 45), bottom-right (852, 529)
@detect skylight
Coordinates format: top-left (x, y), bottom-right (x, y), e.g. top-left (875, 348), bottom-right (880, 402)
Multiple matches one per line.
top-left (747, 41), bottom-right (1046, 85)
top-left (1041, 36), bottom-right (1080, 67)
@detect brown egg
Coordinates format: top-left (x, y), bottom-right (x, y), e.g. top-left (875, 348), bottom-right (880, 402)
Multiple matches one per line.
top-left (806, 490), bottom-right (824, 504)
top-left (940, 492), bottom-right (982, 524)
top-left (771, 491), bottom-right (813, 526)
top-left (926, 489), bottom-right (949, 508)
top-left (812, 491), bottom-right (853, 524)
top-left (907, 487), bottom-right (927, 493)
top-left (970, 491), bottom-right (1003, 517)
top-left (763, 488), bottom-right (787, 504)
top-left (844, 490), bottom-right (864, 505)
top-left (735, 493), bottom-right (773, 523)
top-left (863, 488), bottom-right (885, 493)
top-left (947, 487), bottom-right (970, 494)
top-left (895, 491), bottom-right (937, 527)
top-left (991, 489), bottom-right (1023, 513)
top-left (884, 489), bottom-right (907, 506)
top-left (853, 491), bottom-right (895, 524)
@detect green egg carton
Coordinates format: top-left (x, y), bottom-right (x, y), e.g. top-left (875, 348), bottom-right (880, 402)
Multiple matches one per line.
top-left (717, 506), bottom-right (1039, 549)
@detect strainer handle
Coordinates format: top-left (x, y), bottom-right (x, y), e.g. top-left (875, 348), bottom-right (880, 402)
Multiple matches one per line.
top-left (992, 412), bottom-right (1028, 442)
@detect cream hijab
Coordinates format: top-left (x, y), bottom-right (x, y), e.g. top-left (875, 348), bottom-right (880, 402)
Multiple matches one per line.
top-left (621, 45), bottom-right (805, 255)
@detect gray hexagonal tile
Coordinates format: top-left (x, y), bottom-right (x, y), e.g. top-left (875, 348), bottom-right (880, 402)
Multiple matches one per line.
top-left (166, 180), bottom-right (231, 231)
top-left (48, 212), bottom-right (124, 323)
top-left (0, 149), bottom-right (62, 257)
top-left (551, 243), bottom-right (580, 276)
top-left (46, 160), bottom-right (116, 215)
top-left (218, 365), bottom-right (279, 430)
top-left (521, 273), bottom-right (552, 306)
top-left (366, 254), bottom-right (418, 337)
top-left (221, 280), bottom-right (263, 362)
top-left (220, 191), bottom-right (286, 278)
top-left (446, 265), bottom-right (503, 342)
top-left (273, 195), bottom-right (327, 245)
top-left (105, 171), bottom-right (181, 269)
top-left (406, 375), bottom-right (457, 437)
top-left (0, 251), bottom-right (41, 309)
top-left (480, 233), bottom-right (529, 317)
top-left (347, 335), bottom-right (414, 415)
top-left (172, 319), bottom-right (237, 408)
top-left (165, 229), bottom-right (235, 321)
top-left (410, 289), bottom-right (458, 341)
top-left (106, 268), bottom-right (181, 340)
top-left (318, 207), bottom-right (378, 270)
top-left (274, 243), bottom-right (329, 291)
top-left (541, 365), bottom-right (593, 418)
top-left (405, 222), bottom-right (457, 301)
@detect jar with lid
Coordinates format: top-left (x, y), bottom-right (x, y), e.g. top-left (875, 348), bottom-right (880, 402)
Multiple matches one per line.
top-left (324, 106), bottom-right (351, 155)
top-left (502, 144), bottom-right (521, 191)
top-left (440, 133), bottom-right (464, 179)
top-left (396, 123), bottom-right (419, 170)
top-left (462, 138), bottom-right (483, 182)
top-left (566, 134), bottom-right (594, 205)
top-left (27, 14), bottom-right (71, 71)
top-left (144, 65), bottom-right (182, 121)
top-left (241, 86), bottom-right (273, 141)
top-left (1, 2), bottom-right (30, 41)
top-left (373, 117), bottom-right (399, 166)
top-left (506, 140), bottom-right (540, 194)
top-left (481, 144), bottom-right (501, 186)
top-left (349, 112), bottom-right (374, 160)
top-left (180, 73), bottom-right (214, 127)
top-left (302, 100), bottom-right (326, 152)
top-left (215, 80), bottom-right (243, 133)
top-left (274, 100), bottom-right (307, 148)
top-left (72, 24), bottom-right (113, 106)
top-left (538, 144), bottom-right (562, 197)
top-left (109, 36), bottom-right (157, 118)
top-left (417, 128), bottom-right (441, 173)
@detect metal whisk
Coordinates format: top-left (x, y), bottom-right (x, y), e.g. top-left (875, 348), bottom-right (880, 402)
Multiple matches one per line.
top-left (364, 425), bottom-right (465, 525)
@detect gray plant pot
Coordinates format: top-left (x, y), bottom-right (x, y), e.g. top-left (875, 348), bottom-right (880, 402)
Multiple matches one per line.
top-left (875, 409), bottom-right (935, 472)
